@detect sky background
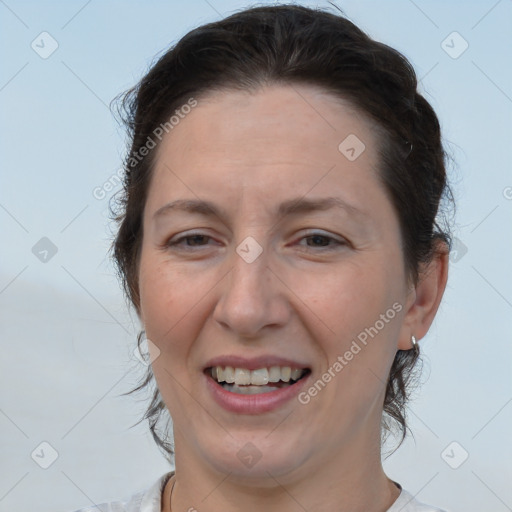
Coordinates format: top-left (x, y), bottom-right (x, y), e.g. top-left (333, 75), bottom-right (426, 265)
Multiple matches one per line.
top-left (1, 1), bottom-right (511, 511)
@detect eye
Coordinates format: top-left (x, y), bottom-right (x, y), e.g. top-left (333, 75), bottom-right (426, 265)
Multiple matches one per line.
top-left (166, 232), bottom-right (215, 249)
top-left (296, 232), bottom-right (346, 251)
top-left (164, 231), bottom-right (347, 252)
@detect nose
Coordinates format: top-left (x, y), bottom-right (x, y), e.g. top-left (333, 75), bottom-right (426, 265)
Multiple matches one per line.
top-left (212, 240), bottom-right (290, 338)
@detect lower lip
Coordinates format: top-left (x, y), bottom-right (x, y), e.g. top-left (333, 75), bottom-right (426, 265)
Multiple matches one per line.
top-left (204, 371), bottom-right (310, 414)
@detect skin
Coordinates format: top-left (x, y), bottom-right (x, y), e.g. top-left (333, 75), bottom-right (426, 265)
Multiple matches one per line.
top-left (137, 84), bottom-right (449, 512)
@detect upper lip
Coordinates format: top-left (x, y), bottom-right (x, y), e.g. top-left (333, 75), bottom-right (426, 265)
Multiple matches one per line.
top-left (204, 355), bottom-right (310, 371)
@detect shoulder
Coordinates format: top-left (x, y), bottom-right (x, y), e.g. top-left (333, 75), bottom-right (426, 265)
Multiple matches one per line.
top-left (69, 472), bottom-right (173, 512)
top-left (388, 487), bottom-right (448, 512)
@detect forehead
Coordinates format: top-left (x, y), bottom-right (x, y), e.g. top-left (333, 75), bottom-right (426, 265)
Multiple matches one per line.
top-left (147, 84), bottom-right (385, 219)
top-left (157, 84), bottom-right (378, 172)
top-left (157, 84), bottom-right (379, 162)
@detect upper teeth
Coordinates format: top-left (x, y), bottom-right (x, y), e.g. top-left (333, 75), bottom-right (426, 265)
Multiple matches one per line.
top-left (212, 366), bottom-right (305, 386)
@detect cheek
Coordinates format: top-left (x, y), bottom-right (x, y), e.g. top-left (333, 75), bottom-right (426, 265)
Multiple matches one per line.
top-left (138, 255), bottom-right (192, 356)
top-left (298, 266), bottom-right (401, 424)
top-left (138, 256), bottom-right (206, 415)
top-left (296, 257), bottom-right (403, 406)
top-left (291, 259), bottom-right (396, 342)
top-left (138, 252), bottom-right (223, 372)
top-left (139, 259), bottom-right (170, 332)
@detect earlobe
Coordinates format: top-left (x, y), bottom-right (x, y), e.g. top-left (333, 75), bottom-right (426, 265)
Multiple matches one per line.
top-left (397, 241), bottom-right (450, 351)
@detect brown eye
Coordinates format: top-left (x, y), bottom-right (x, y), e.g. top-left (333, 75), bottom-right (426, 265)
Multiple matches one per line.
top-left (298, 232), bottom-right (346, 251)
top-left (166, 232), bottom-right (215, 249)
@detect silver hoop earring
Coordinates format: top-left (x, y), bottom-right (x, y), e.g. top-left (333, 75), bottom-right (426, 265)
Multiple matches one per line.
top-left (411, 335), bottom-right (419, 354)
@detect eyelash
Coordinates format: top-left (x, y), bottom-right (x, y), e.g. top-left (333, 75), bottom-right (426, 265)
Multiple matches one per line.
top-left (166, 231), bottom-right (346, 251)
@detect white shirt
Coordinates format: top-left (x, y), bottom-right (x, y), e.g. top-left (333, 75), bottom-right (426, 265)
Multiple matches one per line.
top-left (71, 472), bottom-right (447, 512)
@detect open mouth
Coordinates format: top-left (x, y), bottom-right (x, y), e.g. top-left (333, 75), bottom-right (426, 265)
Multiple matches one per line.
top-left (205, 366), bottom-right (311, 395)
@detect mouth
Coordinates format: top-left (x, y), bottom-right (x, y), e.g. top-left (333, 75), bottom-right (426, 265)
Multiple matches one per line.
top-left (204, 365), bottom-right (311, 395)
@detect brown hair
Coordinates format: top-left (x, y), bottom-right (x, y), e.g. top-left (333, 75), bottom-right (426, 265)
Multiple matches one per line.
top-left (111, 4), bottom-right (453, 462)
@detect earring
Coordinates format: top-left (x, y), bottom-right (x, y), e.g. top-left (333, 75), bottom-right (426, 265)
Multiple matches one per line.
top-left (411, 335), bottom-right (419, 354)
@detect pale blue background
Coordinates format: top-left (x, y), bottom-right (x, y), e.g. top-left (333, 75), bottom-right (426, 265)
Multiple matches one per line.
top-left (1, 1), bottom-right (511, 511)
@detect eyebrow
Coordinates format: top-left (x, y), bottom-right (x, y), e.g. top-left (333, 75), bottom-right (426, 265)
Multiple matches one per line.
top-left (152, 196), bottom-right (368, 223)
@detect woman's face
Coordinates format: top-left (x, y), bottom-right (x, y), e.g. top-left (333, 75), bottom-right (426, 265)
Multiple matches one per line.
top-left (138, 84), bottom-right (414, 480)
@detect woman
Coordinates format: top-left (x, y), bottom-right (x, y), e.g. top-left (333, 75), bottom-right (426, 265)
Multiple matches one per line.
top-left (76, 4), bottom-right (452, 511)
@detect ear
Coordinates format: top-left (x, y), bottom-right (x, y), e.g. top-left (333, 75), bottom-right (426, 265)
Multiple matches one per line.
top-left (397, 240), bottom-right (450, 350)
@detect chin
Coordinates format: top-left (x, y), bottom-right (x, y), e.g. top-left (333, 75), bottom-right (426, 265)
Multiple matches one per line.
top-left (198, 434), bottom-right (311, 484)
